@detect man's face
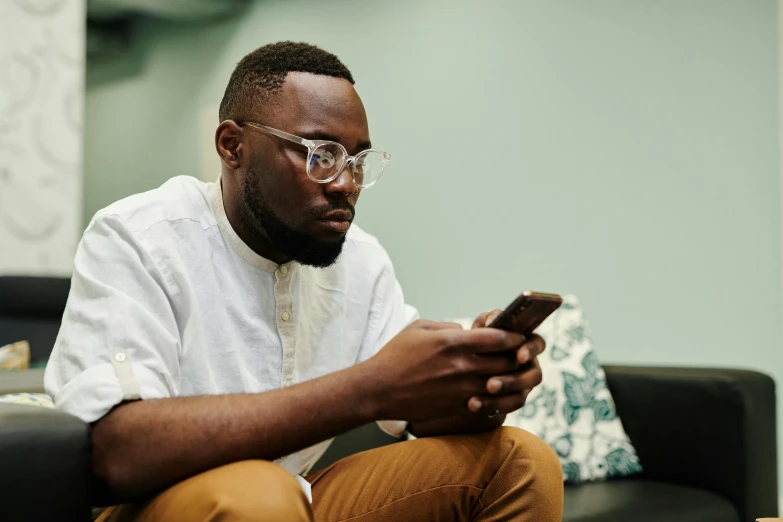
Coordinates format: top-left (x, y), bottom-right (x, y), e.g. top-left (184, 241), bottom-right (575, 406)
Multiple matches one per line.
top-left (238, 72), bottom-right (370, 267)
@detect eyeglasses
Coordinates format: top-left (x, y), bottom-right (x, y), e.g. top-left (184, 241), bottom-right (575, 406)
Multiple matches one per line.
top-left (239, 122), bottom-right (391, 189)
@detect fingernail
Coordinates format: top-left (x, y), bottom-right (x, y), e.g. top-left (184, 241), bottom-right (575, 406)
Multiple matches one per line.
top-left (468, 397), bottom-right (482, 412)
top-left (488, 379), bottom-right (502, 393)
top-left (519, 348), bottom-right (530, 363)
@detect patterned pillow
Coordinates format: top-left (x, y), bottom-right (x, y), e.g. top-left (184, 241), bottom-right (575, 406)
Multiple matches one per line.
top-left (0, 392), bottom-right (54, 408)
top-left (452, 294), bottom-right (642, 483)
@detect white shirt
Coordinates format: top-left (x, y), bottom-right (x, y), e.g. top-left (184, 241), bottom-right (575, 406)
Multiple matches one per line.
top-left (45, 175), bottom-right (417, 487)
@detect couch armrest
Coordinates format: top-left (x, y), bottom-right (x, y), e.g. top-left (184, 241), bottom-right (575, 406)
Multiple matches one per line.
top-left (0, 368), bottom-right (46, 394)
top-left (604, 365), bottom-right (778, 522)
top-left (0, 403), bottom-right (92, 522)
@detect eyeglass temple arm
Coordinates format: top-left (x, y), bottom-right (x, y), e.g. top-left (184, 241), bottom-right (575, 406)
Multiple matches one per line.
top-left (240, 122), bottom-right (314, 148)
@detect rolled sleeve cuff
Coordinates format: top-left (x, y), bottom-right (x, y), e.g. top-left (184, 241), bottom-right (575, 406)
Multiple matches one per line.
top-left (51, 361), bottom-right (171, 423)
top-left (376, 419), bottom-right (408, 438)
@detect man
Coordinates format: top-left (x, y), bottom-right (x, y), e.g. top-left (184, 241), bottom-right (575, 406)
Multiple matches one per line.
top-left (46, 42), bottom-right (563, 521)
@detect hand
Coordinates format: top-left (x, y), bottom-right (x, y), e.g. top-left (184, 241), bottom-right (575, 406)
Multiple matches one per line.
top-left (467, 334), bottom-right (545, 415)
top-left (365, 319), bottom-right (525, 422)
top-left (467, 309), bottom-right (546, 416)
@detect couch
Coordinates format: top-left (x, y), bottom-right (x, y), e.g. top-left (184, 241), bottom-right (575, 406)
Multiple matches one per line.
top-left (0, 276), bottom-right (70, 367)
top-left (0, 275), bottom-right (779, 522)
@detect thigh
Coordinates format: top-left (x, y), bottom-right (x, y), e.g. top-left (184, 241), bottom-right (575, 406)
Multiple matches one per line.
top-left (306, 427), bottom-right (544, 522)
top-left (96, 460), bottom-right (312, 522)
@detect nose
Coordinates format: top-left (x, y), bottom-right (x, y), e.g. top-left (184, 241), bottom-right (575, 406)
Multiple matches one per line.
top-left (323, 161), bottom-right (359, 197)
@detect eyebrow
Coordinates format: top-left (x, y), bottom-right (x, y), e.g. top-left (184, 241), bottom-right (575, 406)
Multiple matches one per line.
top-left (302, 130), bottom-right (372, 151)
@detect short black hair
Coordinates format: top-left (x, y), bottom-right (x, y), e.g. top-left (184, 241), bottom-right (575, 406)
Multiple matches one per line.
top-left (219, 41), bottom-right (354, 122)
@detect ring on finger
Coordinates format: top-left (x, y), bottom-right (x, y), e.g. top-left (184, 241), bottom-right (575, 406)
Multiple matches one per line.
top-left (487, 409), bottom-right (500, 419)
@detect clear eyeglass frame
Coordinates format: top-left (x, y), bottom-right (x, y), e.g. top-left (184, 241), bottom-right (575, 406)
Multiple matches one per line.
top-left (239, 121), bottom-right (391, 189)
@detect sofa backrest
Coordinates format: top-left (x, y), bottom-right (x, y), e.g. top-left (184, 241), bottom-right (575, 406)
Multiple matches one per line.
top-left (0, 276), bottom-right (71, 365)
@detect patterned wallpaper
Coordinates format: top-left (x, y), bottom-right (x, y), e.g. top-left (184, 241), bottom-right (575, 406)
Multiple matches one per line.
top-left (0, 0), bottom-right (85, 276)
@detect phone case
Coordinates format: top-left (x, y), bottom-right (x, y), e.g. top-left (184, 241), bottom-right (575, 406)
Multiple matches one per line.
top-left (489, 291), bottom-right (563, 336)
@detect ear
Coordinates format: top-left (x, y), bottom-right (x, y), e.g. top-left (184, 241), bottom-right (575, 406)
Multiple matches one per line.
top-left (215, 120), bottom-right (244, 169)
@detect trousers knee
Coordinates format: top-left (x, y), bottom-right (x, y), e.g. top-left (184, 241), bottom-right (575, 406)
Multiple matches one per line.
top-left (204, 461), bottom-right (311, 522)
top-left (497, 427), bottom-right (564, 487)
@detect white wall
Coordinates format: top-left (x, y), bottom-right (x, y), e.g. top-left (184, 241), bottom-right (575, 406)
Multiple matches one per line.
top-left (84, 0), bottom-right (782, 502)
top-left (0, 0), bottom-right (85, 276)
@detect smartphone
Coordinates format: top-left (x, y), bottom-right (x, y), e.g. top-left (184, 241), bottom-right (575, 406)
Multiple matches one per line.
top-left (488, 291), bottom-right (563, 336)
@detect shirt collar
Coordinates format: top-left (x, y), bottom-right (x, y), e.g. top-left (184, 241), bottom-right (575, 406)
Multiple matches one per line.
top-left (208, 176), bottom-right (297, 275)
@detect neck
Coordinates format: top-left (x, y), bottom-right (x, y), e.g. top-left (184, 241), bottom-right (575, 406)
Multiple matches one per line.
top-left (221, 176), bottom-right (291, 265)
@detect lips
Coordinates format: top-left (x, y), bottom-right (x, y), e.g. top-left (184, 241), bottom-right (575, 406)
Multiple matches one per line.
top-left (319, 210), bottom-right (353, 222)
top-left (317, 209), bottom-right (353, 233)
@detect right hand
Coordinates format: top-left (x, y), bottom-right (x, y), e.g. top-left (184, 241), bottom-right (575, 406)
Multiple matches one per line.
top-left (364, 319), bottom-right (525, 422)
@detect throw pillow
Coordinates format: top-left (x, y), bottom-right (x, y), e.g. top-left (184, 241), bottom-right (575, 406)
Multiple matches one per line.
top-left (0, 340), bottom-right (30, 370)
top-left (0, 392), bottom-right (53, 408)
top-left (451, 294), bottom-right (642, 483)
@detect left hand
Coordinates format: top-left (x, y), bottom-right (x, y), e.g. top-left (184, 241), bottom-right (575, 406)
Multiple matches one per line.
top-left (467, 309), bottom-right (545, 416)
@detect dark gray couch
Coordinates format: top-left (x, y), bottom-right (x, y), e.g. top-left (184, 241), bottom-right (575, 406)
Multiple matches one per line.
top-left (0, 276), bottom-right (779, 522)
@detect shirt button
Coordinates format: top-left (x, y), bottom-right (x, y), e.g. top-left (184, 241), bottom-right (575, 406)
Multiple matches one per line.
top-left (280, 265), bottom-right (289, 275)
top-left (281, 311), bottom-right (291, 322)
top-left (114, 352), bottom-right (127, 363)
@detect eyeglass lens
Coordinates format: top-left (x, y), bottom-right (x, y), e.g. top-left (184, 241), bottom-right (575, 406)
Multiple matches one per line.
top-left (309, 143), bottom-right (384, 187)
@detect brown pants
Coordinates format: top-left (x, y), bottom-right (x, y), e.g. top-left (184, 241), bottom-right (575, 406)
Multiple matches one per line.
top-left (97, 427), bottom-right (563, 522)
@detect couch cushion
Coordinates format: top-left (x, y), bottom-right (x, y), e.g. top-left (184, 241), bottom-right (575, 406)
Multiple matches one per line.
top-left (563, 479), bottom-right (738, 522)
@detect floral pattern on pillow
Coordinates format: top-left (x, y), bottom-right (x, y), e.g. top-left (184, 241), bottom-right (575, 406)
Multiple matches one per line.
top-left (508, 295), bottom-right (641, 483)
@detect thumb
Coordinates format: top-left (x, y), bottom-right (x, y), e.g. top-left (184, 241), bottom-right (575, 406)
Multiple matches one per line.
top-left (473, 309), bottom-right (503, 329)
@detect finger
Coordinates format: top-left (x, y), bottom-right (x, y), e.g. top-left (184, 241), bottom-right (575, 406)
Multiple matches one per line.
top-left (410, 319), bottom-right (442, 330)
top-left (518, 333), bottom-right (546, 364)
top-left (471, 352), bottom-right (519, 376)
top-left (438, 321), bottom-right (466, 330)
top-left (471, 311), bottom-right (490, 330)
top-left (471, 309), bottom-right (504, 329)
top-left (414, 319), bottom-right (465, 331)
top-left (486, 358), bottom-right (543, 394)
top-left (483, 309), bottom-right (503, 327)
top-left (446, 328), bottom-right (525, 353)
top-left (467, 390), bottom-right (531, 414)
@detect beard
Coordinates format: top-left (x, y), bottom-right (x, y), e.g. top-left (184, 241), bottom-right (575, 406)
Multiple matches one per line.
top-left (240, 165), bottom-right (351, 268)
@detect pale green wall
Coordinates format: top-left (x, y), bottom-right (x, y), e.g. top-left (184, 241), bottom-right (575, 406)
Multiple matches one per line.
top-left (85, 0), bottom-right (782, 499)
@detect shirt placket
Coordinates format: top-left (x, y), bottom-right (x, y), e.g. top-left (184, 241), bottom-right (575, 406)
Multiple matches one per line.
top-left (275, 263), bottom-right (296, 387)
